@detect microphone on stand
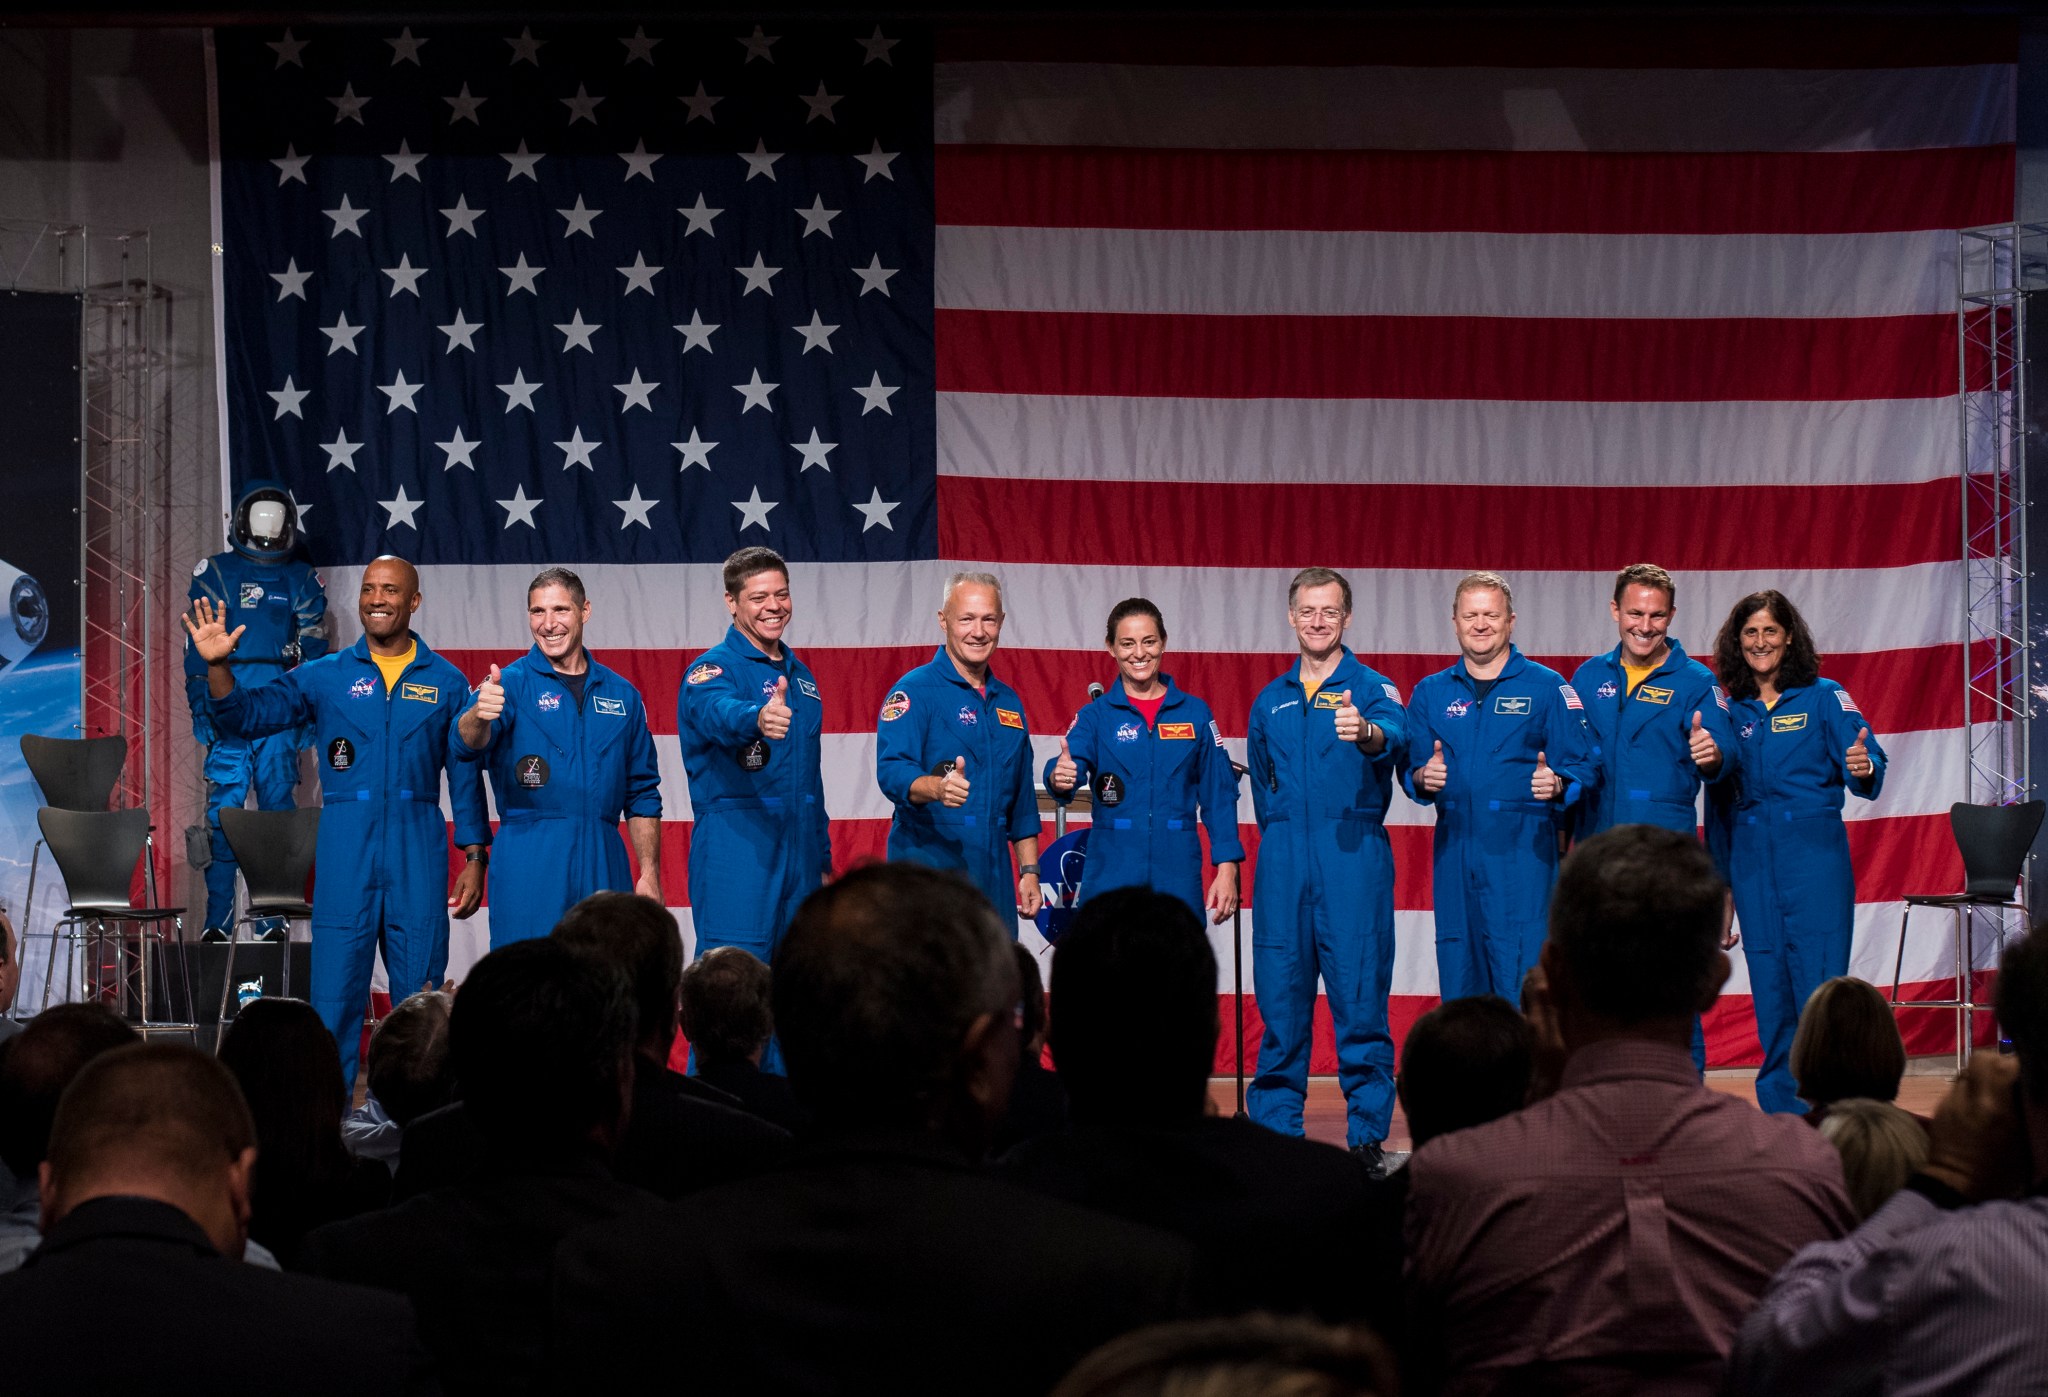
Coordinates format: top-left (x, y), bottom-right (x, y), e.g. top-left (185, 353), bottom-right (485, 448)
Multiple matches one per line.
top-left (1087, 682), bottom-right (1104, 700)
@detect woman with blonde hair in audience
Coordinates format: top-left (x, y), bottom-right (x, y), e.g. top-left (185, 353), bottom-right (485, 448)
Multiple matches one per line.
top-left (1788, 975), bottom-right (1909, 1124)
top-left (1814, 1097), bottom-right (1929, 1219)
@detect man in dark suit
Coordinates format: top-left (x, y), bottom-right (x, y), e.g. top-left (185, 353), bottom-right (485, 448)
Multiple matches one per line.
top-left (300, 939), bottom-right (654, 1396)
top-left (999, 886), bottom-right (1396, 1326)
top-left (0, 1042), bottom-right (433, 1394)
top-left (679, 943), bottom-right (811, 1133)
top-left (553, 863), bottom-right (1195, 1395)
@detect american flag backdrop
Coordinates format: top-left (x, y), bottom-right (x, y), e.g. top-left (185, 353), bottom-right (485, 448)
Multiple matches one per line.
top-left (213, 16), bottom-right (2017, 1068)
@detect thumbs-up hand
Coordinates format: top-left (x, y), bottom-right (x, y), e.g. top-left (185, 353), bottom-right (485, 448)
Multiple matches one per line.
top-left (471, 663), bottom-right (505, 723)
top-left (1334, 689), bottom-right (1365, 744)
top-left (940, 754), bottom-right (972, 807)
top-left (1417, 739), bottom-right (1448, 795)
top-left (1847, 726), bottom-right (1874, 780)
top-left (758, 676), bottom-right (792, 740)
top-left (1687, 709), bottom-right (1720, 769)
top-left (1050, 736), bottom-right (1078, 794)
top-left (1532, 749), bottom-right (1564, 801)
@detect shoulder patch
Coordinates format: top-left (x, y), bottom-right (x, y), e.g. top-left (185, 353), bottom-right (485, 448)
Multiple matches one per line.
top-left (1715, 685), bottom-right (1730, 712)
top-left (1559, 684), bottom-right (1583, 711)
top-left (1210, 719), bottom-right (1225, 748)
top-left (191, 559), bottom-right (208, 578)
top-left (880, 690), bottom-right (911, 723)
top-left (686, 662), bottom-right (723, 685)
top-left (1835, 689), bottom-right (1861, 714)
top-left (1382, 682), bottom-right (1402, 704)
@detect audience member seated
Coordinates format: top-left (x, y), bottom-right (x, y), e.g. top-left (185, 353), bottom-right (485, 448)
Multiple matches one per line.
top-left (680, 944), bottom-right (812, 1133)
top-left (343, 989), bottom-right (455, 1173)
top-left (1728, 924), bottom-right (2048, 1392)
top-left (1000, 886), bottom-right (1388, 1326)
top-left (301, 939), bottom-right (654, 1395)
top-left (397, 894), bottom-right (788, 1201)
top-left (0, 1004), bottom-right (137, 1272)
top-left (0, 1043), bottom-right (433, 1393)
top-left (992, 941), bottom-right (1067, 1154)
top-left (1397, 996), bottom-right (1535, 1150)
top-left (1813, 1098), bottom-right (1930, 1220)
top-left (0, 909), bottom-right (22, 1044)
top-left (1405, 825), bottom-right (1855, 1396)
top-left (1052, 1314), bottom-right (1398, 1397)
top-left (1790, 976), bottom-right (1911, 1125)
top-left (1519, 965), bottom-right (1565, 1104)
top-left (554, 863), bottom-right (1196, 1396)
top-left (218, 997), bottom-right (390, 1266)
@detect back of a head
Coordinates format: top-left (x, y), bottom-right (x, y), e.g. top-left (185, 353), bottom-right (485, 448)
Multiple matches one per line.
top-left (45, 1043), bottom-right (254, 1208)
top-left (1048, 887), bottom-right (1217, 1124)
top-left (452, 938), bottom-right (635, 1151)
top-left (0, 1004), bottom-right (138, 1179)
top-left (217, 997), bottom-right (348, 1185)
top-left (1051, 1314), bottom-right (1396, 1397)
top-left (366, 990), bottom-right (455, 1128)
top-left (775, 862), bottom-right (1015, 1128)
top-left (1816, 1098), bottom-right (1929, 1219)
top-left (1398, 996), bottom-right (1534, 1149)
top-left (678, 945), bottom-right (773, 1069)
top-left (1790, 977), bottom-right (1906, 1108)
top-left (1015, 942), bottom-right (1048, 1055)
top-left (552, 891), bottom-right (683, 1056)
top-left (1548, 825), bottom-right (1725, 1024)
top-left (1997, 923), bottom-right (2048, 1109)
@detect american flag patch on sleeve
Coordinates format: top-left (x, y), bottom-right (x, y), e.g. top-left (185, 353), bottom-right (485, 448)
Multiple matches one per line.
top-left (1559, 684), bottom-right (1583, 711)
top-left (1210, 719), bottom-right (1226, 748)
top-left (1382, 682), bottom-right (1402, 704)
top-left (1836, 689), bottom-right (1861, 714)
top-left (1715, 686), bottom-right (1730, 712)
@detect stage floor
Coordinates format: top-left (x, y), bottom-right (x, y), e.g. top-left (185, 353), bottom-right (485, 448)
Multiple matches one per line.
top-left (1212, 1058), bottom-right (1958, 1151)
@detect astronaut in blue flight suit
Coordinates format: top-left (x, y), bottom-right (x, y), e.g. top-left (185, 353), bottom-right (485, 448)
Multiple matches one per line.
top-left (185, 556), bottom-right (488, 1088)
top-left (1244, 568), bottom-right (1408, 1160)
top-left (457, 567), bottom-right (663, 948)
top-left (184, 481), bottom-right (327, 938)
top-left (1707, 589), bottom-right (1887, 1115)
top-left (875, 572), bottom-right (1044, 928)
top-left (1570, 563), bottom-right (1738, 1071)
top-left (1405, 572), bottom-right (1598, 1003)
top-left (1044, 598), bottom-right (1243, 923)
top-left (678, 547), bottom-right (830, 970)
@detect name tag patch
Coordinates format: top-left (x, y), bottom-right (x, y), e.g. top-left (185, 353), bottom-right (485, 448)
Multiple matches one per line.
top-left (1771, 713), bottom-right (1809, 733)
top-left (797, 677), bottom-right (819, 700)
top-left (1635, 685), bottom-right (1674, 706)
top-left (400, 683), bottom-right (438, 704)
top-left (1312, 691), bottom-right (1342, 710)
top-left (1157, 722), bottom-right (1196, 740)
top-left (593, 696), bottom-right (627, 717)
top-left (997, 708), bottom-right (1024, 729)
top-left (1492, 695), bottom-right (1531, 716)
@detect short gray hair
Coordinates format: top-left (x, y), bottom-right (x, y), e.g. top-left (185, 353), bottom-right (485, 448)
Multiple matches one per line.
top-left (940, 571), bottom-right (1003, 612)
top-left (1453, 571), bottom-right (1514, 616)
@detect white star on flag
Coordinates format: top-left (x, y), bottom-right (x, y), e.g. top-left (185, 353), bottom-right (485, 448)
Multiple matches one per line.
top-left (286, 489), bottom-right (313, 530)
top-left (854, 371), bottom-right (900, 415)
top-left (680, 82), bottom-right (720, 123)
top-left (617, 253), bottom-right (661, 295)
top-left (853, 488), bottom-right (900, 531)
top-left (321, 429), bottom-right (363, 472)
top-left (621, 27), bottom-right (661, 65)
top-left (854, 255), bottom-right (899, 297)
top-left (328, 83), bottom-right (370, 124)
top-left (500, 253), bottom-right (544, 295)
top-left (620, 140), bottom-right (662, 182)
top-left (794, 312), bottom-right (839, 354)
top-left (739, 139), bottom-right (781, 182)
top-left (796, 196), bottom-right (841, 238)
top-left (382, 253), bottom-right (427, 297)
top-left (386, 27), bottom-right (427, 65)
top-left (378, 371), bottom-right (424, 414)
top-left (436, 425), bottom-right (481, 469)
top-left (858, 26), bottom-right (900, 64)
top-left (733, 370), bottom-right (777, 413)
top-left (321, 313), bottom-right (364, 355)
top-left (505, 27), bottom-right (545, 66)
top-left (445, 84), bottom-right (487, 125)
top-left (379, 486), bottom-right (424, 530)
top-left (614, 370), bottom-right (659, 411)
top-left (555, 311), bottom-right (601, 352)
top-left (674, 311), bottom-right (719, 353)
top-left (497, 484), bottom-right (542, 527)
top-left (614, 485), bottom-right (659, 528)
top-left (323, 195), bottom-right (369, 237)
top-left (733, 486), bottom-right (777, 531)
top-left (555, 427), bottom-right (602, 470)
top-left (440, 195), bottom-right (485, 237)
top-left (790, 429), bottom-right (837, 472)
top-left (267, 376), bottom-right (308, 420)
top-left (271, 144), bottom-right (309, 185)
top-left (562, 84), bottom-right (604, 125)
top-left (558, 196), bottom-right (602, 238)
top-left (855, 140), bottom-right (899, 183)
top-left (270, 258), bottom-right (312, 301)
top-left (385, 139), bottom-right (427, 182)
top-left (267, 28), bottom-right (308, 68)
top-left (437, 309), bottom-right (483, 352)
top-left (503, 141), bottom-right (543, 181)
top-left (673, 428), bottom-right (717, 470)
top-left (800, 82), bottom-right (843, 123)
top-left (737, 25), bottom-right (778, 63)
top-left (736, 253), bottom-right (780, 296)
top-left (497, 369), bottom-right (542, 412)
top-left (679, 194), bottom-right (721, 237)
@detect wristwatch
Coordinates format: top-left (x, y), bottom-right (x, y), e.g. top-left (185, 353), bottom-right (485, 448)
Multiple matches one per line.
top-left (1017, 863), bottom-right (1040, 877)
top-left (465, 849), bottom-right (489, 865)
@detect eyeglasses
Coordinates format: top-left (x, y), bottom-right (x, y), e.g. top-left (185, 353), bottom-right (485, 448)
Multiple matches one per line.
top-left (1292, 607), bottom-right (1346, 623)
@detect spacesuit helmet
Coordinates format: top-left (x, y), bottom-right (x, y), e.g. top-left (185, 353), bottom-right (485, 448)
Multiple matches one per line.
top-left (230, 481), bottom-right (299, 562)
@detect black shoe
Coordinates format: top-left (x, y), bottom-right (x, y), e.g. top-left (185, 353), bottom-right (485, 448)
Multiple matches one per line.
top-left (252, 920), bottom-right (286, 943)
top-left (1351, 1141), bottom-right (1388, 1174)
top-left (199, 927), bottom-right (232, 945)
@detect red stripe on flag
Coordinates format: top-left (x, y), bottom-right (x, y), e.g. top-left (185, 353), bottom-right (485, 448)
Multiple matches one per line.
top-left (937, 475), bottom-right (1958, 573)
top-left (935, 310), bottom-right (1959, 402)
top-left (936, 145), bottom-right (2016, 235)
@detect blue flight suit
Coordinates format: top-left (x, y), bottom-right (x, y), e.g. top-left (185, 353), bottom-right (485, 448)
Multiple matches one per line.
top-left (678, 625), bottom-right (831, 965)
top-left (875, 649), bottom-right (1038, 925)
top-left (185, 551), bottom-right (327, 931)
top-left (1709, 679), bottom-right (1887, 1115)
top-left (458, 645), bottom-right (663, 948)
top-left (211, 632), bottom-right (488, 1087)
top-left (1244, 648), bottom-right (1407, 1149)
top-left (1404, 647), bottom-right (1598, 1002)
top-left (1571, 638), bottom-right (1738, 1070)
top-left (1042, 678), bottom-right (1244, 922)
